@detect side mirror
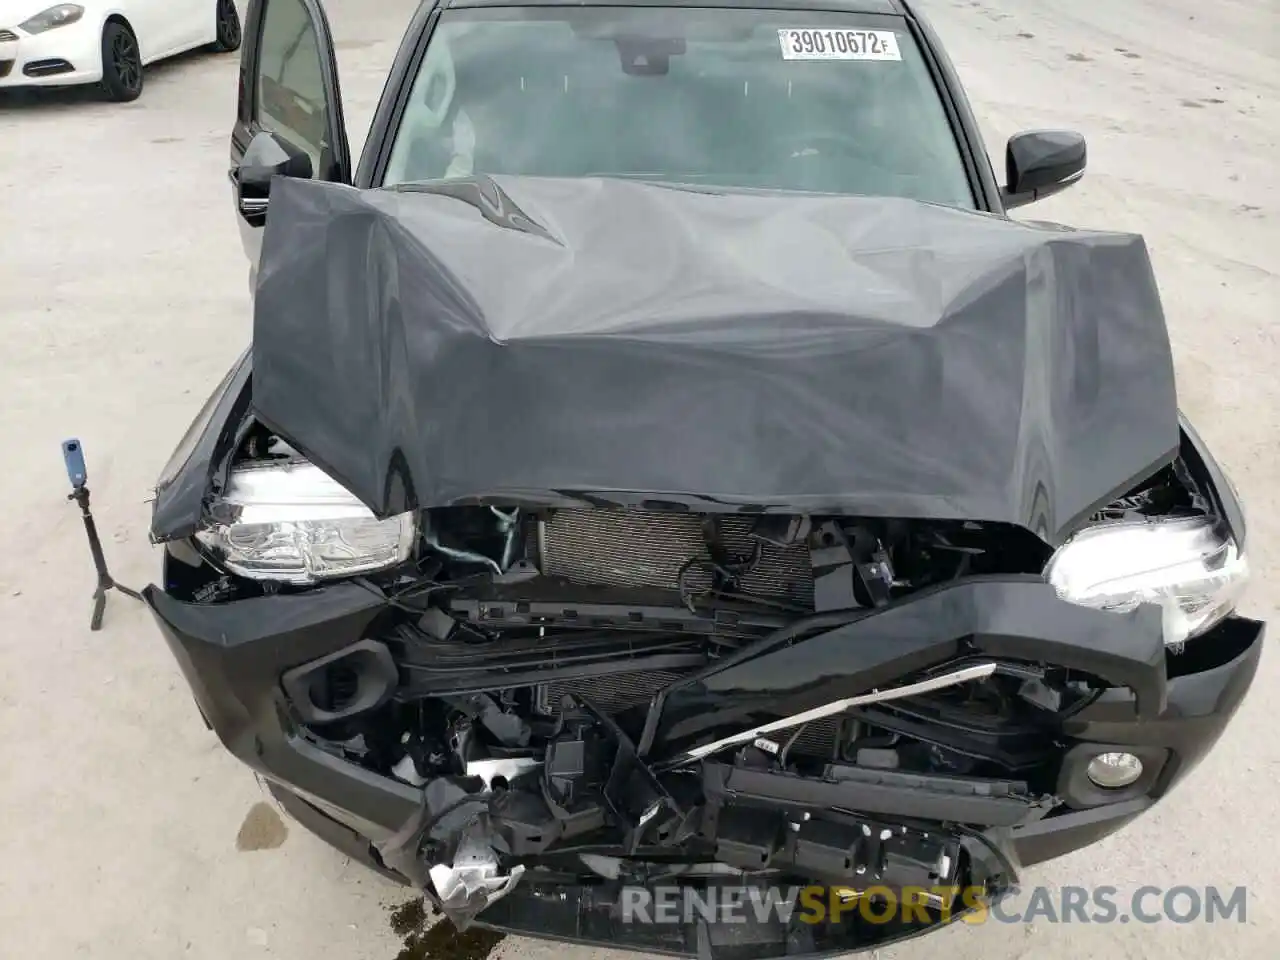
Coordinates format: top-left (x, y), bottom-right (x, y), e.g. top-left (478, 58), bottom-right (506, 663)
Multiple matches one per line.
top-left (1001, 130), bottom-right (1086, 210)
top-left (232, 130), bottom-right (314, 225)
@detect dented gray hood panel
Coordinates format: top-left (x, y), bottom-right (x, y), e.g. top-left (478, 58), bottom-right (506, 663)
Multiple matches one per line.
top-left (249, 175), bottom-right (1179, 545)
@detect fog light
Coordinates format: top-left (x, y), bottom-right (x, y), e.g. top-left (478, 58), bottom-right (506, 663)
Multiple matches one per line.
top-left (1086, 751), bottom-right (1144, 789)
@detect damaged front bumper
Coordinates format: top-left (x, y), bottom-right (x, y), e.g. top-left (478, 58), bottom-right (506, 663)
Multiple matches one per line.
top-left (146, 574), bottom-right (1264, 957)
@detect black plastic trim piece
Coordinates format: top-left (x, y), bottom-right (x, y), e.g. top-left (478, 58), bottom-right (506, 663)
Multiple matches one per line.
top-left (150, 349), bottom-right (252, 542)
top-left (266, 781), bottom-right (410, 884)
top-left (450, 590), bottom-right (785, 638)
top-left (703, 762), bottom-right (1048, 828)
top-left (395, 623), bottom-right (706, 696)
top-left (644, 577), bottom-right (1168, 759)
top-left (280, 637), bottom-right (399, 725)
top-left (1177, 414), bottom-right (1248, 548)
top-left (1010, 797), bottom-right (1151, 868)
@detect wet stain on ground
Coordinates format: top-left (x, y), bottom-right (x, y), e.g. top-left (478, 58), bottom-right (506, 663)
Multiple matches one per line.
top-left (389, 898), bottom-right (507, 960)
top-left (390, 898), bottom-right (429, 936)
top-left (235, 802), bottom-right (288, 851)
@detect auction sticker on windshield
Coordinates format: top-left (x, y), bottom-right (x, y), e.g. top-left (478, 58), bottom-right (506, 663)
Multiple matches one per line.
top-left (778, 29), bottom-right (901, 61)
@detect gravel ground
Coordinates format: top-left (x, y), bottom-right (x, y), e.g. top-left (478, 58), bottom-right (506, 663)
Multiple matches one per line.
top-left (0, 0), bottom-right (1275, 958)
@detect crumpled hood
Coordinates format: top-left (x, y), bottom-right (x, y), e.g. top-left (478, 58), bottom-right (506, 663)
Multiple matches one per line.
top-left (249, 175), bottom-right (1179, 546)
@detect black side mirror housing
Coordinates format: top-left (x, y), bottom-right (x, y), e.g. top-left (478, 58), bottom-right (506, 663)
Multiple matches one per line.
top-left (1001, 130), bottom-right (1087, 210)
top-left (232, 130), bottom-right (314, 225)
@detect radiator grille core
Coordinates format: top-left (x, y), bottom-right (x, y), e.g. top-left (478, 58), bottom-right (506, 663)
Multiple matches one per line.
top-left (539, 669), bottom-right (687, 717)
top-left (537, 508), bottom-right (814, 608)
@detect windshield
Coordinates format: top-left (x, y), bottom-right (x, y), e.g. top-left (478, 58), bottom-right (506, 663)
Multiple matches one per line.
top-left (382, 6), bottom-right (974, 207)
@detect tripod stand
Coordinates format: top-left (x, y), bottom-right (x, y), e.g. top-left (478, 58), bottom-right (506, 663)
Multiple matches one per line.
top-left (63, 439), bottom-right (144, 631)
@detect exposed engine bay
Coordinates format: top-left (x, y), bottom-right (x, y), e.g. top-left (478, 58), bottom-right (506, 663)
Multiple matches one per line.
top-left (156, 423), bottom-right (1230, 936)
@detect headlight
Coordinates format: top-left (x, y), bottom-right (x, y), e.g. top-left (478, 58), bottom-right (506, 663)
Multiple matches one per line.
top-left (19, 4), bottom-right (84, 33)
top-left (195, 460), bottom-right (416, 584)
top-left (1045, 516), bottom-right (1248, 647)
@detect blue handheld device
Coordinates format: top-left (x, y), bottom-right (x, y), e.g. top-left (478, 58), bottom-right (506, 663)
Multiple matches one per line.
top-left (62, 438), bottom-right (88, 489)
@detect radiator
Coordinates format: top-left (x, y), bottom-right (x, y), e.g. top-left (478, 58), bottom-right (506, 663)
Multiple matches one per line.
top-left (538, 669), bottom-right (687, 717)
top-left (536, 508), bottom-right (814, 608)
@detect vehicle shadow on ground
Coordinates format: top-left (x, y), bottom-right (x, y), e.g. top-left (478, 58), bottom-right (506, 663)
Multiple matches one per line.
top-left (0, 84), bottom-right (104, 111)
top-left (0, 46), bottom-right (223, 113)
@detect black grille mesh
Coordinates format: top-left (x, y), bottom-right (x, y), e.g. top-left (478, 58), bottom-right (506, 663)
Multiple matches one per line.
top-left (540, 669), bottom-right (685, 716)
top-left (537, 508), bottom-right (814, 608)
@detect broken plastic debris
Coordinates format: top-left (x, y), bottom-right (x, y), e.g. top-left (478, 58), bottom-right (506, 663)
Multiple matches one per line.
top-left (427, 826), bottom-right (525, 927)
top-left (393, 754), bottom-right (428, 786)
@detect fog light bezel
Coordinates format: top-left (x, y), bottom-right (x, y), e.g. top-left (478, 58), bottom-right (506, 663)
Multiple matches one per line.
top-left (1056, 743), bottom-right (1170, 809)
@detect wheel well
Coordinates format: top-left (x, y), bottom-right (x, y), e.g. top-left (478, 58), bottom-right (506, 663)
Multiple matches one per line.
top-left (104, 14), bottom-right (135, 37)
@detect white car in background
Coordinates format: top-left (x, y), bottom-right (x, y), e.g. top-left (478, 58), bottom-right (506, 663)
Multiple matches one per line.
top-left (0, 0), bottom-right (240, 101)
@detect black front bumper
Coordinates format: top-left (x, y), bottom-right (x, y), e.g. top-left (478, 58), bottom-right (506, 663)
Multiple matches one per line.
top-left (146, 575), bottom-right (1264, 955)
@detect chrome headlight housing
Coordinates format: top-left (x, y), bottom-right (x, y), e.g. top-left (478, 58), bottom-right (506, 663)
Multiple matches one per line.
top-left (19, 4), bottom-right (84, 33)
top-left (1045, 515), bottom-right (1248, 647)
top-left (195, 460), bottom-right (416, 584)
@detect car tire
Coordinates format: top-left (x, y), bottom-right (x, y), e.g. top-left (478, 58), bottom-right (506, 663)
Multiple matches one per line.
top-left (211, 0), bottom-right (242, 54)
top-left (100, 21), bottom-right (143, 102)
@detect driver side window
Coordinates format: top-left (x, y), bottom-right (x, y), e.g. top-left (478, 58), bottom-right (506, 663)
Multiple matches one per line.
top-left (254, 0), bottom-right (330, 174)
